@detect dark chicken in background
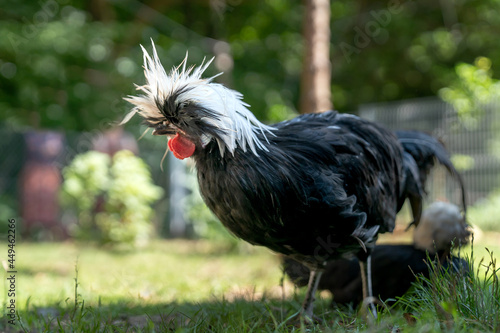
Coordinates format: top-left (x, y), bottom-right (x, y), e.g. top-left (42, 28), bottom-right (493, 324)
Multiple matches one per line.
top-left (122, 43), bottom-right (466, 319)
top-left (282, 202), bottom-right (470, 307)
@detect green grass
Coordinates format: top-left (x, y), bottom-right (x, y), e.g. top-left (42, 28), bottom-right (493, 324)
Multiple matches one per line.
top-left (1, 236), bottom-right (499, 332)
top-left (5, 240), bottom-right (284, 307)
top-left (397, 245), bottom-right (500, 331)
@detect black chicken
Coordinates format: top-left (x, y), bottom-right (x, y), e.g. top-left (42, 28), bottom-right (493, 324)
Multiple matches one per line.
top-left (282, 202), bottom-right (470, 307)
top-left (123, 43), bottom-right (465, 319)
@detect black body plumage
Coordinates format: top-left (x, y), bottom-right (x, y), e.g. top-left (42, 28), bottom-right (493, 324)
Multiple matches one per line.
top-left (195, 111), bottom-right (407, 267)
top-left (395, 130), bottom-right (466, 229)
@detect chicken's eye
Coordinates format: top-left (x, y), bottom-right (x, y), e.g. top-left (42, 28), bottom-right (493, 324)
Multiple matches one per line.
top-left (152, 122), bottom-right (176, 136)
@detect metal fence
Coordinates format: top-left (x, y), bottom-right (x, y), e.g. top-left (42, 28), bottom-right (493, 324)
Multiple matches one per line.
top-left (359, 96), bottom-right (500, 206)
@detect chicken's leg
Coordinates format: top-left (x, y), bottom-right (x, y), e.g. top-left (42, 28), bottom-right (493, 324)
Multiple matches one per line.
top-left (301, 269), bottom-right (323, 320)
top-left (359, 255), bottom-right (377, 319)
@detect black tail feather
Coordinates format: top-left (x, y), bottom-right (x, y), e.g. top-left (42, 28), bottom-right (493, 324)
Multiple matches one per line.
top-left (395, 130), bottom-right (467, 227)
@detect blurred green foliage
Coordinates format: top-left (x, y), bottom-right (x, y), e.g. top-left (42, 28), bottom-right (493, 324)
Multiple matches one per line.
top-left (1, 0), bottom-right (500, 131)
top-left (0, 196), bottom-right (17, 235)
top-left (60, 150), bottom-right (163, 247)
top-left (439, 58), bottom-right (500, 231)
top-left (450, 153), bottom-right (475, 172)
top-left (439, 57), bottom-right (500, 126)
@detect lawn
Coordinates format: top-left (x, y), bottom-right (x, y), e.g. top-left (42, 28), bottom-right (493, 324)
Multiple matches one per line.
top-left (1, 231), bottom-right (499, 332)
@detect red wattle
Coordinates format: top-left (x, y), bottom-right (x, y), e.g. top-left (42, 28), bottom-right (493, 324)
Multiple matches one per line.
top-left (168, 133), bottom-right (196, 160)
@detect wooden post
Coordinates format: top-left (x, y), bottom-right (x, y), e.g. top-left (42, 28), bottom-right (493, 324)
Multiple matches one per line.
top-left (300, 0), bottom-right (332, 114)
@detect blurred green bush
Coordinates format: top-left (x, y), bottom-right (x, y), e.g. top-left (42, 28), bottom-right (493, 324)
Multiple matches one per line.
top-left (439, 57), bottom-right (500, 126)
top-left (60, 149), bottom-right (163, 248)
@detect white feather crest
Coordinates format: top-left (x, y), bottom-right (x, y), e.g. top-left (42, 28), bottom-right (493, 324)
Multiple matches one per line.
top-left (123, 41), bottom-right (275, 157)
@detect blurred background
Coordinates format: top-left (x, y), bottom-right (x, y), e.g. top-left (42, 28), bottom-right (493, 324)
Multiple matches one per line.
top-left (1, 0), bottom-right (500, 247)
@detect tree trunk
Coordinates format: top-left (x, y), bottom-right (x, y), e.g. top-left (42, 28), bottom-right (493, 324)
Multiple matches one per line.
top-left (300, 0), bottom-right (332, 114)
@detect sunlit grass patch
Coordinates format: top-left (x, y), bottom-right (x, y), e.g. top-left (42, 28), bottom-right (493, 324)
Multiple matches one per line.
top-left (3, 240), bottom-right (285, 309)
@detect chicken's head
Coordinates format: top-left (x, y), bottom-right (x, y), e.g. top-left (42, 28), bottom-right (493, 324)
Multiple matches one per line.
top-left (122, 41), bottom-right (274, 160)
